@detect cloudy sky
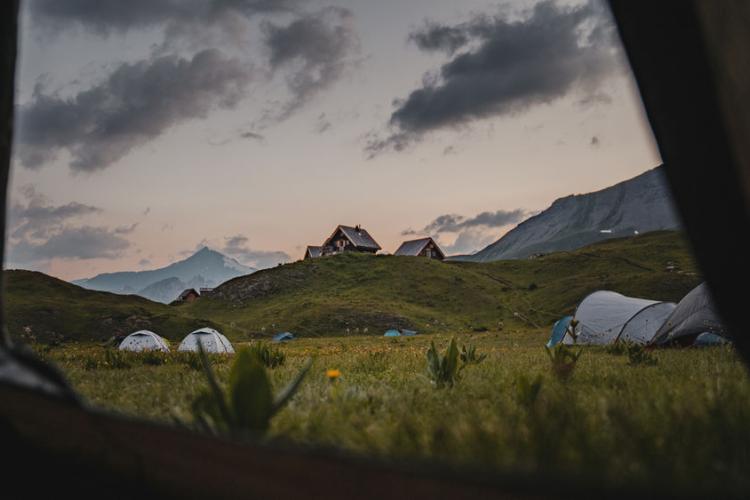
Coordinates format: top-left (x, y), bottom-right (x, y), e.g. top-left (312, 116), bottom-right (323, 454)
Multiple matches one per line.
top-left (6, 0), bottom-right (660, 280)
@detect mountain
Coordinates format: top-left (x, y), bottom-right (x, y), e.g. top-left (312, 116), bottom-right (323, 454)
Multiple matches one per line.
top-left (137, 277), bottom-right (190, 304)
top-left (73, 247), bottom-right (254, 303)
top-left (457, 166), bottom-right (681, 262)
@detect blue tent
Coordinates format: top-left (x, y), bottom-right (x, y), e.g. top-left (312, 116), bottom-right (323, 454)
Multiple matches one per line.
top-left (273, 332), bottom-right (295, 342)
top-left (547, 316), bottom-right (573, 347)
top-left (401, 329), bottom-right (417, 337)
top-left (384, 329), bottom-right (401, 337)
top-left (693, 332), bottom-right (730, 347)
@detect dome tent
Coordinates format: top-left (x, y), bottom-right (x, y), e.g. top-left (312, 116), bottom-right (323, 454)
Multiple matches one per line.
top-left (119, 330), bottom-right (170, 352)
top-left (651, 283), bottom-right (727, 345)
top-left (694, 332), bottom-right (730, 347)
top-left (178, 327), bottom-right (235, 354)
top-left (273, 332), bottom-right (295, 342)
top-left (384, 329), bottom-right (400, 337)
top-left (617, 302), bottom-right (676, 344)
top-left (564, 291), bottom-right (675, 345)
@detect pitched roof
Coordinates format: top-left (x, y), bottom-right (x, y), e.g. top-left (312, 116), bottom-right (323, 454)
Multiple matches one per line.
top-left (306, 246), bottom-right (323, 258)
top-left (178, 288), bottom-right (199, 300)
top-left (323, 225), bottom-right (381, 250)
top-left (394, 237), bottom-right (445, 258)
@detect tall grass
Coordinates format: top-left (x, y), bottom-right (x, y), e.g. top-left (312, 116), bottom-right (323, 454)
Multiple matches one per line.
top-left (40, 335), bottom-right (750, 496)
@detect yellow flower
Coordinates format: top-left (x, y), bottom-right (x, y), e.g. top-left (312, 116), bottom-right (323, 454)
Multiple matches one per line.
top-left (326, 369), bottom-right (341, 380)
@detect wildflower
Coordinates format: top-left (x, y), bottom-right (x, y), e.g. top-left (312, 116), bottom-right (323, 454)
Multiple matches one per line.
top-left (326, 369), bottom-right (341, 381)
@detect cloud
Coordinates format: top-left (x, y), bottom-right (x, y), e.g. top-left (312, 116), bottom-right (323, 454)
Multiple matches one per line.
top-left (403, 208), bottom-right (527, 255)
top-left (28, 0), bottom-right (300, 45)
top-left (262, 7), bottom-right (359, 121)
top-left (314, 113), bottom-right (332, 134)
top-left (405, 209), bottom-right (526, 235)
top-left (9, 226), bottom-right (131, 262)
top-left (442, 228), bottom-right (498, 255)
top-left (5, 187), bottom-right (135, 266)
top-left (408, 21), bottom-right (471, 55)
top-left (114, 223), bottom-right (138, 234)
top-left (15, 49), bottom-right (254, 171)
top-left (367, 0), bottom-right (623, 156)
top-left (222, 234), bottom-right (290, 269)
top-left (7, 185), bottom-right (101, 240)
top-left (240, 131), bottom-right (264, 141)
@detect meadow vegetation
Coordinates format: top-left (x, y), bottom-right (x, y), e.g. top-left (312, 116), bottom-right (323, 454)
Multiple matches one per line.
top-left (8, 230), bottom-right (746, 495)
top-left (34, 331), bottom-right (750, 497)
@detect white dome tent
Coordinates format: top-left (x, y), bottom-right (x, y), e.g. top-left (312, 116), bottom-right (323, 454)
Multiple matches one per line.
top-left (178, 327), bottom-right (235, 354)
top-left (563, 291), bottom-right (676, 345)
top-left (119, 330), bottom-right (170, 352)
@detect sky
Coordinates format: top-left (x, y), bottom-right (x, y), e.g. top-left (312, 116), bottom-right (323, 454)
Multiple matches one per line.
top-left (5, 0), bottom-right (661, 281)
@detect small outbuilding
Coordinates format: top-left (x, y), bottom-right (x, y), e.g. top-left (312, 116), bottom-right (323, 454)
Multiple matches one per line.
top-left (176, 288), bottom-right (200, 303)
top-left (394, 237), bottom-right (445, 260)
top-left (119, 330), bottom-right (170, 352)
top-left (178, 327), bottom-right (235, 353)
top-left (322, 225), bottom-right (381, 255)
top-left (304, 246), bottom-right (323, 260)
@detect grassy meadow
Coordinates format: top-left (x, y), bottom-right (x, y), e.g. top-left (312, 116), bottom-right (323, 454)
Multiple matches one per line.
top-left (34, 331), bottom-right (750, 497)
top-left (8, 230), bottom-right (749, 495)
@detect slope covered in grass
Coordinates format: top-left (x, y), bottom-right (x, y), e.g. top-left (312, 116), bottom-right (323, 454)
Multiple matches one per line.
top-left (3, 270), bottom-right (216, 342)
top-left (185, 231), bottom-right (701, 339)
top-left (3, 231), bottom-right (701, 342)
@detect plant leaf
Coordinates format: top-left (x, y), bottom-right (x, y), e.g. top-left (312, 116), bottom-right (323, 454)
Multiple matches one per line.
top-left (197, 340), bottom-right (233, 428)
top-left (228, 348), bottom-right (273, 432)
top-left (271, 358), bottom-right (313, 417)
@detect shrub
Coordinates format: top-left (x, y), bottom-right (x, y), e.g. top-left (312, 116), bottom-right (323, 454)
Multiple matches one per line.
top-left (626, 344), bottom-right (658, 366)
top-left (460, 344), bottom-right (487, 365)
top-left (605, 342), bottom-right (631, 356)
top-left (248, 342), bottom-right (286, 368)
top-left (545, 344), bottom-right (582, 382)
top-left (426, 338), bottom-right (461, 388)
top-left (515, 374), bottom-right (544, 409)
top-left (190, 346), bottom-right (311, 437)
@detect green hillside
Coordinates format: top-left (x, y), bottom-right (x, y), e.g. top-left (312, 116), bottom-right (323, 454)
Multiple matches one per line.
top-left (186, 230), bottom-right (701, 339)
top-left (3, 231), bottom-right (702, 343)
top-left (2, 270), bottom-right (216, 343)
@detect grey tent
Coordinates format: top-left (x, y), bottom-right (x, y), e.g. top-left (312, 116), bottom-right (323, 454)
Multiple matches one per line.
top-left (564, 291), bottom-right (676, 345)
top-left (178, 327), bottom-right (235, 354)
top-left (651, 283), bottom-right (727, 345)
top-left (119, 330), bottom-right (170, 352)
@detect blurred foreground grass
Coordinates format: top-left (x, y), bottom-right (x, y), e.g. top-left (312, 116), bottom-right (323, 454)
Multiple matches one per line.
top-left (37, 330), bottom-right (750, 496)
